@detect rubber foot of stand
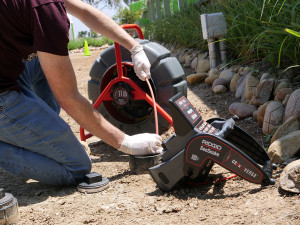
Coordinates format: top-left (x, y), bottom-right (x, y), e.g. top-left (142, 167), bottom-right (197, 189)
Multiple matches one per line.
top-left (0, 189), bottom-right (19, 224)
top-left (77, 175), bottom-right (109, 194)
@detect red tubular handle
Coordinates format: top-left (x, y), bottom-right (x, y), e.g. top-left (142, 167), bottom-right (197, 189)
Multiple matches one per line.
top-left (114, 24), bottom-right (144, 79)
top-left (120, 24), bottom-right (144, 39)
top-left (80, 24), bottom-right (173, 141)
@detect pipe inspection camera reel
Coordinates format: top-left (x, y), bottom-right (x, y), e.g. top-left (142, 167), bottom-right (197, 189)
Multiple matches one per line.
top-left (149, 92), bottom-right (277, 192)
top-left (79, 24), bottom-right (187, 191)
top-left (79, 24), bottom-right (276, 193)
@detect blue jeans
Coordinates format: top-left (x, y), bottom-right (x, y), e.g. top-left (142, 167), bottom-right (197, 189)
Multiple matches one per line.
top-left (0, 58), bottom-right (91, 186)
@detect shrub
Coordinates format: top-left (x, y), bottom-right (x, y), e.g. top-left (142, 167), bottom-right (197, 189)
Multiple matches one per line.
top-left (68, 36), bottom-right (114, 50)
top-left (113, 6), bottom-right (143, 24)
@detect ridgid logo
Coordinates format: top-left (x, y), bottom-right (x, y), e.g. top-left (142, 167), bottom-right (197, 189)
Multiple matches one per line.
top-left (199, 139), bottom-right (221, 157)
top-left (201, 139), bottom-right (222, 150)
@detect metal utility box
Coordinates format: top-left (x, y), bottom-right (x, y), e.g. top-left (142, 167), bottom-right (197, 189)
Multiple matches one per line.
top-left (201, 12), bottom-right (227, 40)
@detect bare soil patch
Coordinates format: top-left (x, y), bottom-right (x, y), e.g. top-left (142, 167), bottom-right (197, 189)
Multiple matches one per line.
top-left (1, 49), bottom-right (299, 225)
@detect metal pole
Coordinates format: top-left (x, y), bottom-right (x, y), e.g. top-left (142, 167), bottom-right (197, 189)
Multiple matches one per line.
top-left (208, 38), bottom-right (217, 68)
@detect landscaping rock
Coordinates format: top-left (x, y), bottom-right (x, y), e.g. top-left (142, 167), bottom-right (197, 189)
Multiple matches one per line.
top-left (235, 73), bottom-right (245, 91)
top-left (276, 78), bottom-right (290, 84)
top-left (198, 52), bottom-right (208, 60)
top-left (187, 48), bottom-right (195, 54)
top-left (180, 53), bottom-right (189, 64)
top-left (279, 159), bottom-right (300, 194)
top-left (186, 73), bottom-right (208, 85)
top-left (184, 63), bottom-right (191, 68)
top-left (257, 101), bottom-right (272, 127)
top-left (230, 73), bottom-right (241, 92)
top-left (184, 54), bottom-right (194, 67)
top-left (169, 45), bottom-right (175, 53)
top-left (238, 66), bottom-right (244, 74)
top-left (174, 51), bottom-right (180, 59)
top-left (274, 88), bottom-right (293, 102)
top-left (178, 54), bottom-right (184, 63)
top-left (196, 59), bottom-right (210, 73)
top-left (260, 73), bottom-right (272, 82)
top-left (268, 130), bottom-right (300, 164)
top-left (205, 75), bottom-right (219, 85)
top-left (229, 103), bottom-right (257, 118)
top-left (191, 57), bottom-right (198, 70)
top-left (285, 89), bottom-right (300, 121)
top-left (245, 76), bottom-right (259, 100)
top-left (180, 48), bottom-right (188, 55)
top-left (241, 66), bottom-right (251, 76)
top-left (219, 68), bottom-right (234, 82)
top-left (263, 101), bottom-right (284, 135)
top-left (282, 94), bottom-right (291, 107)
top-left (212, 78), bottom-right (229, 89)
top-left (274, 81), bottom-right (291, 96)
top-left (253, 110), bottom-right (258, 120)
top-left (240, 91), bottom-right (248, 104)
top-left (213, 85), bottom-right (227, 94)
top-left (232, 65), bottom-right (241, 73)
top-left (271, 115), bottom-right (300, 143)
top-left (184, 60), bottom-right (192, 67)
top-left (208, 68), bottom-right (219, 77)
top-left (250, 78), bottom-right (274, 106)
top-left (235, 72), bottom-right (252, 99)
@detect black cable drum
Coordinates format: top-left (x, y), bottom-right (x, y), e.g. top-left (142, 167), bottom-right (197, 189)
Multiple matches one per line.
top-left (87, 40), bottom-right (187, 135)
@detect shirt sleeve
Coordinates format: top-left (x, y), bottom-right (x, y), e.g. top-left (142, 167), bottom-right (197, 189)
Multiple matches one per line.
top-left (32, 2), bottom-right (70, 56)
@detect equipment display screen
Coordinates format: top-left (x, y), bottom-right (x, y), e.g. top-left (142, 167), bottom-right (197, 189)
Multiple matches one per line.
top-left (175, 96), bottom-right (201, 125)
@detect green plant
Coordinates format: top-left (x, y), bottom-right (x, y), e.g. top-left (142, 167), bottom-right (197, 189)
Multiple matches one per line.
top-left (213, 0), bottom-right (300, 69)
top-left (264, 133), bottom-right (273, 143)
top-left (113, 6), bottom-right (143, 25)
top-left (78, 31), bottom-right (88, 38)
top-left (91, 31), bottom-right (99, 38)
top-left (285, 28), bottom-right (300, 37)
top-left (144, 0), bottom-right (300, 70)
top-left (144, 4), bottom-right (208, 49)
top-left (67, 36), bottom-right (114, 51)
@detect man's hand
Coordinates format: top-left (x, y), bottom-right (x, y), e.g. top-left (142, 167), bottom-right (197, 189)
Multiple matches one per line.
top-left (118, 133), bottom-right (163, 156)
top-left (130, 45), bottom-right (151, 81)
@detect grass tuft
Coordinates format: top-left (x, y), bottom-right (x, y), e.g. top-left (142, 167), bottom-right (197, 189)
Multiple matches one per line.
top-left (143, 0), bottom-right (300, 70)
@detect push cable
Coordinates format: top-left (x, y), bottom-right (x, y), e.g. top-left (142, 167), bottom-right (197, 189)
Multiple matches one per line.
top-left (146, 78), bottom-right (158, 135)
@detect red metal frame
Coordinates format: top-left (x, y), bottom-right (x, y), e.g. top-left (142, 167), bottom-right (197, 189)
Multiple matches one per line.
top-left (80, 24), bottom-right (173, 141)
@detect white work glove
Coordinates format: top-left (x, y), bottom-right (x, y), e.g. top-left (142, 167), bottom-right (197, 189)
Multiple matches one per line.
top-left (118, 133), bottom-right (163, 156)
top-left (130, 45), bottom-right (151, 81)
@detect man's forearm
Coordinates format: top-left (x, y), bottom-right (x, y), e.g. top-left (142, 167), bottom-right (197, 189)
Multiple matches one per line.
top-left (62, 92), bottom-right (124, 149)
top-left (65, 0), bottom-right (152, 81)
top-left (64, 0), bottom-right (139, 50)
top-left (37, 52), bottom-right (124, 149)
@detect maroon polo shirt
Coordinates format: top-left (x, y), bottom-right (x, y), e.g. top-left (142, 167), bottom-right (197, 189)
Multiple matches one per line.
top-left (0, 0), bottom-right (70, 92)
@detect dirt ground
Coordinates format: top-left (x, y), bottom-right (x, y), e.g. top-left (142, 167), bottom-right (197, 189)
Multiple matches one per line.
top-left (1, 49), bottom-right (299, 225)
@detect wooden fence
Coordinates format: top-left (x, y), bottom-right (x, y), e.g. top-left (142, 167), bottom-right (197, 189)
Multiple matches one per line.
top-left (146, 0), bottom-right (209, 22)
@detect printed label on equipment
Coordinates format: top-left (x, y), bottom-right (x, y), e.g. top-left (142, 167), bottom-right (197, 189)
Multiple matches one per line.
top-left (113, 87), bottom-right (129, 105)
top-left (185, 135), bottom-right (263, 183)
top-left (175, 96), bottom-right (201, 124)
